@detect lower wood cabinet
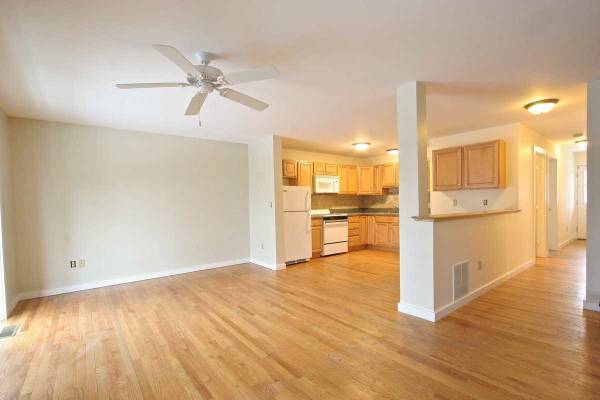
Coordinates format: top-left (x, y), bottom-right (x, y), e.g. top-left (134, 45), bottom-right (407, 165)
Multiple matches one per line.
top-left (311, 218), bottom-right (323, 255)
top-left (367, 215), bottom-right (399, 251)
top-left (348, 216), bottom-right (368, 250)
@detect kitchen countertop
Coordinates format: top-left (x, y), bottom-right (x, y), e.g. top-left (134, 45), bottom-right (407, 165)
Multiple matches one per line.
top-left (311, 208), bottom-right (398, 218)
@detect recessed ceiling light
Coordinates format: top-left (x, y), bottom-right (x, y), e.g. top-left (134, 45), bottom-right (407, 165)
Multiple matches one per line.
top-left (524, 98), bottom-right (559, 115)
top-left (387, 148), bottom-right (399, 155)
top-left (352, 142), bottom-right (371, 151)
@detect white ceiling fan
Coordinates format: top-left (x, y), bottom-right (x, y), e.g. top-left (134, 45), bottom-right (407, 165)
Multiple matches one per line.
top-left (116, 44), bottom-right (279, 126)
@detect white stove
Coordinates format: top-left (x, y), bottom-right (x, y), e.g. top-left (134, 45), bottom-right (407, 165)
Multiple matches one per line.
top-left (312, 209), bottom-right (349, 256)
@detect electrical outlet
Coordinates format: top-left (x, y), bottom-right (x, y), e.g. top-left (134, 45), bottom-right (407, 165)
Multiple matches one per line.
top-left (478, 261), bottom-right (483, 270)
top-left (453, 199), bottom-right (458, 207)
top-left (260, 243), bottom-right (265, 250)
top-left (69, 260), bottom-right (77, 269)
top-left (78, 259), bottom-right (86, 268)
top-left (483, 199), bottom-right (488, 206)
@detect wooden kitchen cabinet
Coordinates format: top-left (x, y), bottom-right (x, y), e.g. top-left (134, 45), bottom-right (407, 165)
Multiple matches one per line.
top-left (373, 166), bottom-right (383, 195)
top-left (358, 166), bottom-right (375, 194)
top-left (432, 146), bottom-right (462, 191)
top-left (367, 216), bottom-right (399, 251)
top-left (463, 140), bottom-right (506, 189)
top-left (339, 165), bottom-right (358, 194)
top-left (282, 160), bottom-right (297, 178)
top-left (313, 162), bottom-right (339, 176)
top-left (348, 216), bottom-right (368, 250)
top-left (295, 161), bottom-right (313, 189)
top-left (381, 163), bottom-right (398, 188)
top-left (325, 163), bottom-right (338, 176)
top-left (311, 218), bottom-right (323, 256)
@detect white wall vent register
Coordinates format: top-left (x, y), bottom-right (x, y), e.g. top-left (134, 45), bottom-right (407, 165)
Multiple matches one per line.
top-left (453, 261), bottom-right (470, 300)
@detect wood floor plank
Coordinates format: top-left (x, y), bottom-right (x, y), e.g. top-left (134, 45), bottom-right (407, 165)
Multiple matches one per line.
top-left (1, 241), bottom-right (598, 399)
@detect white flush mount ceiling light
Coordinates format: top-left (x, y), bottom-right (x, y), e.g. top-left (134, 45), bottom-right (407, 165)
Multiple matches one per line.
top-left (574, 133), bottom-right (588, 147)
top-left (353, 142), bottom-right (371, 151)
top-left (524, 98), bottom-right (559, 115)
top-left (387, 148), bottom-right (399, 155)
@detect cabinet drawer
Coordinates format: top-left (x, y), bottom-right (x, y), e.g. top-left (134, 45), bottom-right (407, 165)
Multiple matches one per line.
top-left (311, 218), bottom-right (323, 227)
top-left (348, 228), bottom-right (360, 237)
top-left (374, 216), bottom-right (398, 223)
top-left (348, 216), bottom-right (361, 223)
top-left (348, 235), bottom-right (361, 247)
top-left (348, 221), bottom-right (360, 230)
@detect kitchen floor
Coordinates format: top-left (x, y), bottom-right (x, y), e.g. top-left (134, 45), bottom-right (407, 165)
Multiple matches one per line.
top-left (1, 244), bottom-right (598, 399)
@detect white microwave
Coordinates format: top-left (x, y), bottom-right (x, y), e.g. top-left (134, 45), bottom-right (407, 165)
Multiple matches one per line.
top-left (313, 175), bottom-right (340, 193)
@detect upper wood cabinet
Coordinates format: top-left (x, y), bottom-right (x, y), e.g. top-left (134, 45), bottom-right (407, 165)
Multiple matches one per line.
top-left (339, 165), bottom-right (358, 194)
top-left (296, 161), bottom-right (313, 189)
top-left (373, 165), bottom-right (383, 195)
top-left (282, 160), bottom-right (297, 178)
top-left (463, 140), bottom-right (506, 189)
top-left (381, 163), bottom-right (398, 188)
top-left (358, 166), bottom-right (375, 194)
top-left (313, 162), bottom-right (338, 176)
top-left (325, 163), bottom-right (338, 176)
top-left (432, 146), bottom-right (462, 191)
top-left (313, 161), bottom-right (326, 175)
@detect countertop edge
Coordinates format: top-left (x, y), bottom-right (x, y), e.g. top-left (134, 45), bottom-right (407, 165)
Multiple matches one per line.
top-left (412, 209), bottom-right (521, 222)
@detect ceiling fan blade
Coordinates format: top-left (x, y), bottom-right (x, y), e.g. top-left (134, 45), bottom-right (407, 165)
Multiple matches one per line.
top-left (221, 66), bottom-right (279, 85)
top-left (219, 88), bottom-right (269, 111)
top-left (185, 92), bottom-right (208, 115)
top-left (152, 44), bottom-right (199, 76)
top-left (116, 82), bottom-right (189, 89)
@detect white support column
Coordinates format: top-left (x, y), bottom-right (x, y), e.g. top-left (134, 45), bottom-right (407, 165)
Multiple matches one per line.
top-left (397, 82), bottom-right (436, 321)
top-left (585, 80), bottom-right (600, 311)
top-left (248, 135), bottom-right (285, 270)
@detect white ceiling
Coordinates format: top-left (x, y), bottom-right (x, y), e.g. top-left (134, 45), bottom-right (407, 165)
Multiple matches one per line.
top-left (0, 0), bottom-right (598, 156)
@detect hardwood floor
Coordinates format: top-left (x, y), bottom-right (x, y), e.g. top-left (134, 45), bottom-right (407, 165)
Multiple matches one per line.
top-left (1, 241), bottom-right (599, 399)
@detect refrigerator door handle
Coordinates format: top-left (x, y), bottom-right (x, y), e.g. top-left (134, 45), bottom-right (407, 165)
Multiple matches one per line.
top-left (304, 190), bottom-right (309, 210)
top-left (306, 213), bottom-right (310, 234)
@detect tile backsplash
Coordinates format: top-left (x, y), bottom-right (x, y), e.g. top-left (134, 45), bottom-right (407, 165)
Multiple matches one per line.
top-left (311, 188), bottom-right (398, 210)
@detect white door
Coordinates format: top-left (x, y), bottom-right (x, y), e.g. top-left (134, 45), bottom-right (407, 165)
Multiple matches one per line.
top-left (577, 166), bottom-right (587, 239)
top-left (283, 186), bottom-right (310, 212)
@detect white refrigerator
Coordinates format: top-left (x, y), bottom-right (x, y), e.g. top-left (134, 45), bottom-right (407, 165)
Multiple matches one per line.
top-left (283, 186), bottom-right (312, 264)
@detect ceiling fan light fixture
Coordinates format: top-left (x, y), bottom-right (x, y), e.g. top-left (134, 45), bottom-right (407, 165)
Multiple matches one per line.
top-left (524, 98), bottom-right (559, 115)
top-left (353, 142), bottom-right (371, 151)
top-left (386, 148), bottom-right (399, 155)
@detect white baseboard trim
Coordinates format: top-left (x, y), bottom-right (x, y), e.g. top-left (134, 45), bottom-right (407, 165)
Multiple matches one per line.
top-left (15, 258), bottom-right (251, 303)
top-left (434, 259), bottom-right (535, 321)
top-left (6, 295), bottom-right (20, 318)
top-left (398, 259), bottom-right (535, 323)
top-left (397, 302), bottom-right (436, 322)
top-left (583, 298), bottom-right (600, 312)
top-left (558, 237), bottom-right (576, 249)
top-left (249, 259), bottom-right (286, 270)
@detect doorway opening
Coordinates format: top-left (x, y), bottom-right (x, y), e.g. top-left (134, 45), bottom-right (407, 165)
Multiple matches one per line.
top-left (534, 148), bottom-right (549, 257)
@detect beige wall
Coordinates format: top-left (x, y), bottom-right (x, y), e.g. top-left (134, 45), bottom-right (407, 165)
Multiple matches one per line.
top-left (0, 109), bottom-right (17, 316)
top-left (281, 148), bottom-right (368, 166)
top-left (430, 123), bottom-right (574, 314)
top-left (429, 123), bottom-right (520, 214)
top-left (586, 80), bottom-right (600, 309)
top-left (10, 118), bottom-right (250, 295)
